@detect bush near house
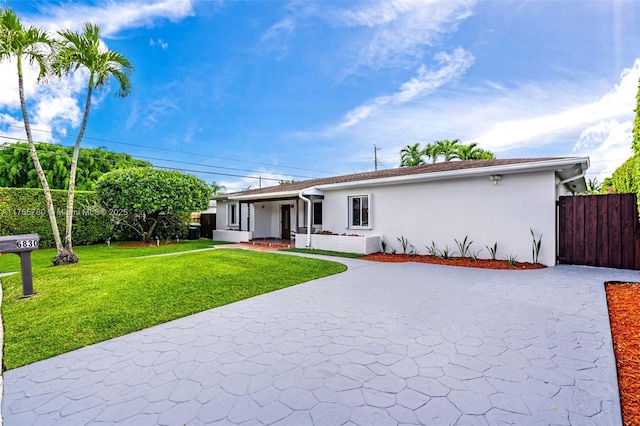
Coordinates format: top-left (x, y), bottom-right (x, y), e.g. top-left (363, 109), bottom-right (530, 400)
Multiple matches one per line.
top-left (95, 168), bottom-right (211, 243)
top-left (0, 187), bottom-right (111, 247)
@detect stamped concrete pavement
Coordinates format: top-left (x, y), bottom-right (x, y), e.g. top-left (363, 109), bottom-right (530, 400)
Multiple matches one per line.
top-left (3, 255), bottom-right (640, 425)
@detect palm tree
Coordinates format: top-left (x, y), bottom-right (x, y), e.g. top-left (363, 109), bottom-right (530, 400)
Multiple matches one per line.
top-left (51, 23), bottom-right (133, 264)
top-left (432, 139), bottom-right (461, 162)
top-left (455, 143), bottom-right (496, 161)
top-left (211, 182), bottom-right (226, 195)
top-left (400, 143), bottom-right (424, 167)
top-left (585, 178), bottom-right (602, 194)
top-left (0, 7), bottom-right (64, 253)
top-left (421, 143), bottom-right (437, 164)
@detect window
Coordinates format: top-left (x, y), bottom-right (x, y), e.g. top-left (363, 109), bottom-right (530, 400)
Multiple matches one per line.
top-left (227, 203), bottom-right (238, 226)
top-left (349, 195), bottom-right (369, 228)
top-left (313, 201), bottom-right (323, 225)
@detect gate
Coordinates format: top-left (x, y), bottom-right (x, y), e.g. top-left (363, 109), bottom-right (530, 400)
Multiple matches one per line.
top-left (200, 213), bottom-right (216, 239)
top-left (558, 194), bottom-right (640, 270)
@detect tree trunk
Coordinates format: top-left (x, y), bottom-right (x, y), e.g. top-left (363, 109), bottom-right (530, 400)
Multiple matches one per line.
top-left (17, 56), bottom-right (64, 255)
top-left (143, 215), bottom-right (160, 243)
top-left (56, 78), bottom-right (93, 265)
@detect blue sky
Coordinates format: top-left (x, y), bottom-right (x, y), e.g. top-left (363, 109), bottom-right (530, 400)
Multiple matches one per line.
top-left (1, 0), bottom-right (639, 192)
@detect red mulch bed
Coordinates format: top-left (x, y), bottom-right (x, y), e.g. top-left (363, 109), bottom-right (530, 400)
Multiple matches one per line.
top-left (606, 282), bottom-right (640, 425)
top-left (117, 242), bottom-right (181, 248)
top-left (360, 253), bottom-right (546, 270)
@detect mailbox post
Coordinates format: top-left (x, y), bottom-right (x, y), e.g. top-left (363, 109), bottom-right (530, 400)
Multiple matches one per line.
top-left (0, 234), bottom-right (39, 298)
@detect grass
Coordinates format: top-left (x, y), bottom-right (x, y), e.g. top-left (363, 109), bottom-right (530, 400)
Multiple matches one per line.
top-left (280, 248), bottom-right (364, 259)
top-left (0, 240), bottom-right (346, 369)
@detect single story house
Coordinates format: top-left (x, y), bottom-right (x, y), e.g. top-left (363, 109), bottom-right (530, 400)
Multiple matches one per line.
top-left (213, 157), bottom-right (589, 266)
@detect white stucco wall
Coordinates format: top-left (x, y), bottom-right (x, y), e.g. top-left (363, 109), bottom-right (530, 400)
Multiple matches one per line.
top-left (320, 171), bottom-right (558, 265)
top-left (252, 202), bottom-right (272, 238)
top-left (217, 200), bottom-right (299, 239)
top-left (216, 201), bottom-right (251, 232)
top-left (295, 234), bottom-right (382, 254)
top-left (216, 171), bottom-right (559, 265)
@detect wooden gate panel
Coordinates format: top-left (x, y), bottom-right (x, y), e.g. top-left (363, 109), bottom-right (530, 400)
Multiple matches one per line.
top-left (609, 196), bottom-right (622, 269)
top-left (621, 195), bottom-right (637, 269)
top-left (584, 197), bottom-right (598, 266)
top-left (558, 197), bottom-right (572, 264)
top-left (558, 194), bottom-right (639, 270)
top-left (573, 196), bottom-right (586, 264)
top-left (596, 196), bottom-right (609, 267)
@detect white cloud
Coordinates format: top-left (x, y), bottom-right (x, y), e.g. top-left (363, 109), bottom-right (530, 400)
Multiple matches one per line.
top-left (260, 16), bottom-right (296, 58)
top-left (475, 60), bottom-right (640, 151)
top-left (27, 0), bottom-right (195, 38)
top-left (337, 0), bottom-right (475, 73)
top-left (297, 59), bottom-right (640, 178)
top-left (573, 120), bottom-right (633, 181)
top-left (0, 1), bottom-right (194, 146)
top-left (264, 0), bottom-right (475, 72)
top-left (0, 59), bottom-right (40, 109)
top-left (0, 58), bottom-right (85, 144)
top-left (340, 48), bottom-right (474, 128)
top-left (150, 38), bottom-right (169, 49)
top-left (140, 99), bottom-right (180, 126)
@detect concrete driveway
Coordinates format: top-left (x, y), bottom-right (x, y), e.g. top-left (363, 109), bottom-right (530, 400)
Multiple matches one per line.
top-left (3, 255), bottom-right (639, 425)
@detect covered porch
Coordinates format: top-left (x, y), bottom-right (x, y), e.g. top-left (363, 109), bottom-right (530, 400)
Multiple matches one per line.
top-left (213, 189), bottom-right (324, 246)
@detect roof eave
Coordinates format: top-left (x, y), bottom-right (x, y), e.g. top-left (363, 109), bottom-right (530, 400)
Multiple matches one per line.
top-left (315, 157), bottom-right (590, 191)
top-left (226, 189), bottom-right (305, 201)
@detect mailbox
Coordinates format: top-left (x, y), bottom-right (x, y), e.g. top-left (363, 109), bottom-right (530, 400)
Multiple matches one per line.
top-left (0, 234), bottom-right (39, 298)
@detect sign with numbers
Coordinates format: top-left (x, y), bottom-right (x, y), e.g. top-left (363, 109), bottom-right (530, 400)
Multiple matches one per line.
top-left (0, 234), bottom-right (40, 254)
top-left (0, 234), bottom-right (39, 298)
top-left (16, 239), bottom-right (39, 249)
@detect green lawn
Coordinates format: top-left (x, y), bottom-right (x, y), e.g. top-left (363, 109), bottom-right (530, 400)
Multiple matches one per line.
top-left (0, 240), bottom-right (346, 369)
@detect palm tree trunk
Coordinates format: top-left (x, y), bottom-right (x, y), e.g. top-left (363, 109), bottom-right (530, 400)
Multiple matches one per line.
top-left (17, 56), bottom-right (63, 254)
top-left (58, 79), bottom-right (93, 265)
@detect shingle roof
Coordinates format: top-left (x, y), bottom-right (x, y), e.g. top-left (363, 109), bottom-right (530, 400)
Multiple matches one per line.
top-left (227, 157), bottom-right (578, 197)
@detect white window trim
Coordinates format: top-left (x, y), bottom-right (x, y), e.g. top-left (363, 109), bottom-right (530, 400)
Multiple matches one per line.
top-left (227, 202), bottom-right (239, 226)
top-left (347, 194), bottom-right (372, 230)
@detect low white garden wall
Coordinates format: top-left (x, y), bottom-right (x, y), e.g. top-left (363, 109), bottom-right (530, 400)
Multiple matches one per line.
top-left (212, 230), bottom-right (252, 243)
top-left (296, 233), bottom-right (381, 255)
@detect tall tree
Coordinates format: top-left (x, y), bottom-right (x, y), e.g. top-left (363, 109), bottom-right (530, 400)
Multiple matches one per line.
top-left (0, 143), bottom-right (150, 189)
top-left (399, 143), bottom-right (425, 167)
top-left (421, 143), bottom-right (437, 164)
top-left (210, 182), bottom-right (226, 195)
top-left (455, 142), bottom-right (496, 160)
top-left (51, 23), bottom-right (133, 265)
top-left (0, 7), bottom-right (64, 253)
top-left (634, 77), bottom-right (640, 156)
top-left (432, 139), bottom-right (461, 162)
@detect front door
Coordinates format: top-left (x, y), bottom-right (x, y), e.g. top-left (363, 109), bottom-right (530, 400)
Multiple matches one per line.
top-left (281, 205), bottom-right (291, 239)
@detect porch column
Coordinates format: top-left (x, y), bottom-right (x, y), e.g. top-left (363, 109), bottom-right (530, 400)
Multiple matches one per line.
top-left (238, 202), bottom-right (243, 231)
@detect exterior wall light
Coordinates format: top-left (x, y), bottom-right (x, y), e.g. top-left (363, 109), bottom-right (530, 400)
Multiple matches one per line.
top-left (489, 175), bottom-right (502, 185)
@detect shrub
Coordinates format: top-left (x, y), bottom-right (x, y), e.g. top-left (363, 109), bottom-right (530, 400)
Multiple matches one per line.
top-left (0, 187), bottom-right (111, 248)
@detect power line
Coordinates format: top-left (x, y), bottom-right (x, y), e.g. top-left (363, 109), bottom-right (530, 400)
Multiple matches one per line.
top-left (1, 142), bottom-right (283, 182)
top-left (0, 134), bottom-right (319, 180)
top-left (5, 124), bottom-right (336, 175)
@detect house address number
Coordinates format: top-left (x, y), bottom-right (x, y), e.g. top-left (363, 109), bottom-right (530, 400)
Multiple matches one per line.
top-left (16, 239), bottom-right (39, 249)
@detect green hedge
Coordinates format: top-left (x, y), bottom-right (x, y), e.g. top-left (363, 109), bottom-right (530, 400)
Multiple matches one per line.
top-left (0, 187), bottom-right (111, 248)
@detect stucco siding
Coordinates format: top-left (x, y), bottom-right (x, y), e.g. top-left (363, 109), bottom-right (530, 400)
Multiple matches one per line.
top-left (320, 171), bottom-right (558, 265)
top-left (252, 203), bottom-right (272, 238)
